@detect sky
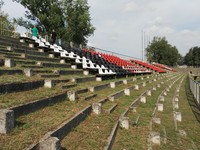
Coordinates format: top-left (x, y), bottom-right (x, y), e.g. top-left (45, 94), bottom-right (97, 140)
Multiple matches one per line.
top-left (2, 0), bottom-right (200, 60)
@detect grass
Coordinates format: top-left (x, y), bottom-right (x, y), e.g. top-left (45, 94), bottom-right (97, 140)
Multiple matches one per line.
top-left (0, 85), bottom-right (65, 108)
top-left (0, 74), bottom-right (42, 84)
top-left (1, 53), bottom-right (195, 150)
top-left (0, 74), bottom-right (155, 149)
top-left (61, 74), bottom-right (175, 150)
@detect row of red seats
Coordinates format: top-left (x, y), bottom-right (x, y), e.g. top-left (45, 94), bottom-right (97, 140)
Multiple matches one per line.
top-left (82, 48), bottom-right (149, 73)
top-left (153, 63), bottom-right (176, 72)
top-left (130, 59), bottom-right (166, 73)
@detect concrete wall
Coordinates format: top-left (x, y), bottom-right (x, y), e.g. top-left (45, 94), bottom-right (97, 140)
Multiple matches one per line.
top-left (0, 80), bottom-right (44, 94)
top-left (10, 92), bottom-right (67, 118)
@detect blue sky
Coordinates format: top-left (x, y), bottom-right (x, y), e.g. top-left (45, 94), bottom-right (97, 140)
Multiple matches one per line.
top-left (2, 0), bottom-right (200, 59)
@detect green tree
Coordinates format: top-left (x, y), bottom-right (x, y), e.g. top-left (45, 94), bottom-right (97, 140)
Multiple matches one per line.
top-left (14, 0), bottom-right (95, 45)
top-left (13, 0), bottom-right (65, 37)
top-left (0, 0), bottom-right (15, 37)
top-left (146, 36), bottom-right (180, 66)
top-left (62, 0), bottom-right (95, 45)
top-left (184, 47), bottom-right (200, 67)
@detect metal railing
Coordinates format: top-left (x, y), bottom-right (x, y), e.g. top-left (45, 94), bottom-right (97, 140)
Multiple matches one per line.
top-left (189, 74), bottom-right (200, 104)
top-left (85, 45), bottom-right (141, 61)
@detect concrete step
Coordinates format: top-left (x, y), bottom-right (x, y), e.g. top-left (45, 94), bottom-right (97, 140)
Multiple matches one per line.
top-left (62, 83), bottom-right (77, 89)
top-left (13, 48), bottom-right (49, 57)
top-left (27, 55), bottom-right (60, 63)
top-left (39, 74), bottom-right (60, 78)
top-left (0, 69), bottom-right (23, 75)
top-left (15, 60), bottom-right (36, 65)
top-left (57, 69), bottom-right (83, 75)
top-left (40, 62), bottom-right (71, 68)
top-left (33, 69), bottom-right (53, 74)
top-left (21, 65), bottom-right (43, 69)
top-left (0, 38), bottom-right (32, 50)
top-left (0, 79), bottom-right (44, 94)
top-left (0, 50), bottom-right (22, 57)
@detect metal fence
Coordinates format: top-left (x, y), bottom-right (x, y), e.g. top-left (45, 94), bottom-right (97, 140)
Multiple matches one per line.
top-left (189, 75), bottom-right (200, 104)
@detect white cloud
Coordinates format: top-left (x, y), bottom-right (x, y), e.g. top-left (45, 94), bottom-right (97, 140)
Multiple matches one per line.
top-left (124, 1), bottom-right (141, 12)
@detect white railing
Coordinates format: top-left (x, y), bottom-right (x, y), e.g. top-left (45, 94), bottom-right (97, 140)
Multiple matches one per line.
top-left (189, 75), bottom-right (200, 104)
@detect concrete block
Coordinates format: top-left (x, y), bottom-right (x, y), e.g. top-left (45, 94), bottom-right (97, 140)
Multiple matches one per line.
top-left (110, 82), bottom-right (116, 88)
top-left (163, 91), bottom-right (167, 96)
top-left (70, 78), bottom-right (76, 83)
top-left (174, 101), bottom-right (179, 109)
top-left (140, 96), bottom-right (146, 103)
top-left (124, 89), bottom-right (130, 96)
top-left (147, 76), bottom-right (149, 79)
top-left (141, 77), bottom-right (144, 80)
top-left (37, 61), bottom-right (43, 66)
top-left (146, 90), bottom-right (151, 96)
top-left (174, 112), bottom-right (182, 122)
top-left (49, 54), bottom-right (55, 58)
top-left (83, 70), bottom-right (89, 75)
top-left (150, 132), bottom-right (160, 145)
top-left (60, 59), bottom-right (65, 64)
top-left (132, 78), bottom-right (137, 81)
top-left (174, 96), bottom-right (179, 102)
top-left (71, 65), bottom-right (77, 69)
top-left (0, 109), bottom-right (14, 134)
top-left (166, 88), bottom-right (170, 92)
top-left (44, 80), bottom-right (55, 88)
top-left (130, 106), bottom-right (137, 112)
top-left (159, 96), bottom-right (165, 102)
top-left (4, 59), bottom-right (15, 68)
top-left (24, 68), bottom-right (33, 77)
top-left (67, 91), bottom-right (76, 101)
top-left (89, 87), bottom-right (94, 92)
top-left (39, 137), bottom-right (60, 150)
top-left (142, 82), bottom-right (146, 87)
top-left (152, 117), bottom-right (161, 124)
top-left (157, 84), bottom-right (161, 88)
top-left (21, 53), bottom-right (27, 58)
top-left (134, 84), bottom-right (139, 90)
top-left (6, 46), bottom-right (12, 51)
top-left (92, 103), bottom-right (102, 114)
top-left (20, 39), bottom-right (25, 43)
top-left (153, 78), bottom-right (157, 81)
top-left (96, 77), bottom-right (102, 81)
top-left (38, 48), bottom-right (44, 52)
top-left (152, 87), bottom-right (157, 91)
top-left (119, 116), bottom-right (129, 129)
top-left (123, 80), bottom-right (127, 85)
top-left (157, 103), bottom-right (163, 112)
top-left (29, 43), bottom-right (34, 48)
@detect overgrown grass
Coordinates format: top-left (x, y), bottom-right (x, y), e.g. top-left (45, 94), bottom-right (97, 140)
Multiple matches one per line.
top-left (0, 74), bottom-right (42, 84)
top-left (61, 74), bottom-right (174, 149)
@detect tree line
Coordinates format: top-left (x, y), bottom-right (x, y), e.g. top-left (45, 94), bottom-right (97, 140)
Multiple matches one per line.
top-left (184, 47), bottom-right (200, 67)
top-left (146, 36), bottom-right (200, 67)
